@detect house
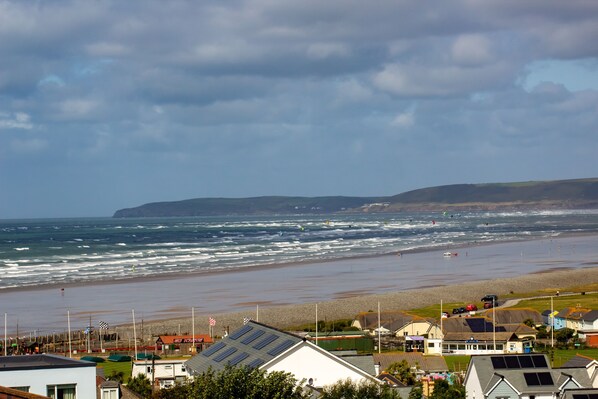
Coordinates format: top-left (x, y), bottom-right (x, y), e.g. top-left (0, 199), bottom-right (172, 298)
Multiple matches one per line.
top-left (554, 308), bottom-right (593, 331)
top-left (155, 334), bottom-right (213, 354)
top-left (352, 311), bottom-right (420, 334)
top-left (464, 353), bottom-right (593, 399)
top-left (96, 376), bottom-right (142, 399)
top-left (542, 310), bottom-right (558, 327)
top-left (560, 355), bottom-right (598, 387)
top-left (0, 354), bottom-right (96, 398)
top-left (441, 317), bottom-right (536, 355)
top-left (185, 320), bottom-right (379, 389)
top-left (132, 359), bottom-right (190, 388)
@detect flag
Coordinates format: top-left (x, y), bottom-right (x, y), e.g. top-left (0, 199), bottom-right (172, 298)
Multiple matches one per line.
top-left (209, 317), bottom-right (216, 326)
top-left (243, 317), bottom-right (251, 325)
top-left (99, 321), bottom-right (109, 330)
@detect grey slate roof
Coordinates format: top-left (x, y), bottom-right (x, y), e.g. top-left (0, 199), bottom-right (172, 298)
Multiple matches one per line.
top-left (0, 354), bottom-right (96, 371)
top-left (337, 354), bottom-right (376, 376)
top-left (560, 354), bottom-right (597, 369)
top-left (185, 320), bottom-right (303, 375)
top-left (581, 310), bottom-right (598, 322)
top-left (493, 309), bottom-right (543, 325)
top-left (467, 354), bottom-right (592, 396)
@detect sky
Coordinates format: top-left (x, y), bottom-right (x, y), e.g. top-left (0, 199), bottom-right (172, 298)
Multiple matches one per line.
top-left (1, 1), bottom-right (598, 218)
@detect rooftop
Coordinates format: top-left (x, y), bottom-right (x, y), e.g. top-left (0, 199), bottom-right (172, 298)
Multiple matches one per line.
top-left (0, 354), bottom-right (96, 371)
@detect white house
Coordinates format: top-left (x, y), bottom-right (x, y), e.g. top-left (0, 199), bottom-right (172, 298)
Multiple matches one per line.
top-left (0, 354), bottom-right (96, 398)
top-left (185, 320), bottom-right (378, 389)
top-left (132, 359), bottom-right (190, 388)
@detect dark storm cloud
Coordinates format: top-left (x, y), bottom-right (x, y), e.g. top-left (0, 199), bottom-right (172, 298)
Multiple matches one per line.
top-left (0, 0), bottom-right (597, 217)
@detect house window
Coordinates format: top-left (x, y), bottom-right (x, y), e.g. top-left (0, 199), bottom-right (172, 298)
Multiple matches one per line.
top-left (11, 386), bottom-right (30, 392)
top-left (428, 342), bottom-right (435, 348)
top-left (102, 388), bottom-right (118, 399)
top-left (47, 384), bottom-right (76, 399)
top-left (147, 366), bottom-right (152, 373)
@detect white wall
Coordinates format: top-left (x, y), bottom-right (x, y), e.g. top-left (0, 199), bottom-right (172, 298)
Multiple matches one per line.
top-left (0, 366), bottom-right (96, 398)
top-left (264, 343), bottom-right (374, 388)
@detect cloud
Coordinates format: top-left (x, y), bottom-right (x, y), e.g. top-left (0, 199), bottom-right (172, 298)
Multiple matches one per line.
top-left (0, 112), bottom-right (33, 130)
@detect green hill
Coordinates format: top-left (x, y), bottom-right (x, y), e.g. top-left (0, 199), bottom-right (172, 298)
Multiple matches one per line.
top-left (113, 178), bottom-right (598, 217)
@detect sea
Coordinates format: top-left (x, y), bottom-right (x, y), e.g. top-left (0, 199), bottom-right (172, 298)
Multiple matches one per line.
top-left (2, 209), bottom-right (598, 291)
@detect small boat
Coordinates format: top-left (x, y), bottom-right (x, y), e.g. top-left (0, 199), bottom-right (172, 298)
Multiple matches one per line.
top-left (443, 252), bottom-right (458, 257)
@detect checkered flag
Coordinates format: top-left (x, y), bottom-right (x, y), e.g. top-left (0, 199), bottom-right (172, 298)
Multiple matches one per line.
top-left (243, 317), bottom-right (251, 325)
top-left (99, 321), bottom-right (109, 330)
top-left (209, 317), bottom-right (216, 326)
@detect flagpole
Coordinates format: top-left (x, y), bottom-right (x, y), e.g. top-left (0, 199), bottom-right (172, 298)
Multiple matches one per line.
top-left (67, 310), bottom-right (72, 358)
top-left (440, 300), bottom-right (443, 354)
top-left (4, 313), bottom-right (7, 356)
top-left (378, 301), bottom-right (381, 354)
top-left (192, 307), bottom-right (195, 354)
top-left (551, 296), bottom-right (554, 348)
top-left (315, 303), bottom-right (318, 346)
top-left (132, 309), bottom-right (138, 361)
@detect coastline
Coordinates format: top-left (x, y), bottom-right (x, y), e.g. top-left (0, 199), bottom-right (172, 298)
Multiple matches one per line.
top-left (1, 234), bottom-right (597, 336)
top-left (0, 231), bottom-right (595, 295)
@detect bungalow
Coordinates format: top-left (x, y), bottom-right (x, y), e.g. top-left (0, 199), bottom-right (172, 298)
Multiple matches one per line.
top-left (464, 353), bottom-right (593, 399)
top-left (185, 320), bottom-right (379, 389)
top-left (0, 354), bottom-right (96, 398)
top-left (352, 311), bottom-right (420, 335)
top-left (132, 359), bottom-right (190, 388)
top-left (155, 334), bottom-right (213, 354)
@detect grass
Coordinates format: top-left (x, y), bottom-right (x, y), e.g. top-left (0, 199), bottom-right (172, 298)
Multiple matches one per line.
top-left (97, 361), bottom-right (133, 383)
top-left (443, 355), bottom-right (471, 373)
top-left (513, 292), bottom-right (598, 314)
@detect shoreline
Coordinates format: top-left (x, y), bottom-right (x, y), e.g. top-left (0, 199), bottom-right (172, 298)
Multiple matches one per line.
top-left (137, 265), bottom-right (598, 337)
top-left (0, 232), bottom-right (593, 295)
top-left (1, 234), bottom-right (597, 335)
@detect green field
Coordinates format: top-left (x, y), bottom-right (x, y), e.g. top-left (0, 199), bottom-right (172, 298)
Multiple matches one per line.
top-left (97, 361), bottom-right (133, 383)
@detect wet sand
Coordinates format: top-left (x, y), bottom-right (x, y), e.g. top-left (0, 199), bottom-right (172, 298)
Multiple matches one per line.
top-left (1, 234), bottom-right (597, 336)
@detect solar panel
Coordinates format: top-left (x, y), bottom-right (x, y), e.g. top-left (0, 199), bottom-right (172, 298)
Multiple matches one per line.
top-left (202, 341), bottom-right (226, 357)
top-left (241, 329), bottom-right (265, 345)
top-left (505, 356), bottom-right (520, 369)
top-left (267, 339), bottom-right (295, 356)
top-left (491, 356), bottom-right (507, 369)
top-left (537, 372), bottom-right (554, 385)
top-left (228, 352), bottom-right (249, 366)
top-left (517, 355), bottom-right (534, 368)
top-left (531, 355), bottom-right (548, 368)
top-left (466, 318), bottom-right (488, 333)
top-left (213, 347), bottom-right (238, 362)
top-left (253, 334), bottom-right (278, 350)
top-left (229, 324), bottom-right (253, 340)
top-left (524, 372), bottom-right (554, 386)
top-left (247, 358), bottom-right (265, 368)
top-left (524, 372), bottom-right (540, 386)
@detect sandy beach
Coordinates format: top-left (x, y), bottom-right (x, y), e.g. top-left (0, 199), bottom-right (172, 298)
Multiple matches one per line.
top-left (1, 234), bottom-right (597, 337)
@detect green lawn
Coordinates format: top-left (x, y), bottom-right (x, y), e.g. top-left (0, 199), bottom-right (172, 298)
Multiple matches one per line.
top-left (443, 355), bottom-right (471, 373)
top-left (514, 292), bottom-right (598, 314)
top-left (97, 361), bottom-right (133, 383)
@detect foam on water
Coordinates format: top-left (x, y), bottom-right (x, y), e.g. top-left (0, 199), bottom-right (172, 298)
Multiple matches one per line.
top-left (1, 211), bottom-right (598, 289)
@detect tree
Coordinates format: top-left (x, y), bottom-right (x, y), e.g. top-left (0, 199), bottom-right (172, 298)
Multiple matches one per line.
top-left (154, 365), bottom-right (307, 399)
top-left (428, 379), bottom-right (465, 399)
top-left (386, 360), bottom-right (416, 385)
top-left (408, 383), bottom-right (423, 399)
top-left (319, 379), bottom-right (402, 399)
top-left (127, 374), bottom-right (153, 398)
top-left (555, 327), bottom-right (576, 346)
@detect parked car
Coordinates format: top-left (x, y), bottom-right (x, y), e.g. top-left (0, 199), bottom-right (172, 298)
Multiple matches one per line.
top-left (465, 304), bottom-right (478, 312)
top-left (481, 294), bottom-right (498, 303)
top-left (441, 312), bottom-right (450, 318)
top-left (452, 308), bottom-right (466, 314)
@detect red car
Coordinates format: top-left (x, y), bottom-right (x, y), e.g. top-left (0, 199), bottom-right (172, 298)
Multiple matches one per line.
top-left (465, 304), bottom-right (478, 312)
